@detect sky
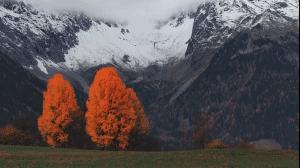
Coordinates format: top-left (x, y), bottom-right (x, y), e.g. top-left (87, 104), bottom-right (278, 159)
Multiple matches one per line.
top-left (22, 0), bottom-right (204, 30)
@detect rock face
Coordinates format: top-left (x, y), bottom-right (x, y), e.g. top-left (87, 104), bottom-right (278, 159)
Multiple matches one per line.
top-left (0, 0), bottom-right (299, 149)
top-left (184, 0), bottom-right (299, 83)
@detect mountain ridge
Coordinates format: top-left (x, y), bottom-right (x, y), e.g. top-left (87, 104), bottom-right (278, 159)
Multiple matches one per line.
top-left (0, 0), bottom-right (299, 149)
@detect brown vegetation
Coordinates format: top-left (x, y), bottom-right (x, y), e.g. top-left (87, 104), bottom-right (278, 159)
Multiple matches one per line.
top-left (236, 141), bottom-right (255, 149)
top-left (0, 124), bottom-right (33, 145)
top-left (206, 139), bottom-right (228, 149)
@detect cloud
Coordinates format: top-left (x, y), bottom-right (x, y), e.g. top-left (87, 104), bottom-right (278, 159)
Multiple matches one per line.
top-left (21, 0), bottom-right (203, 30)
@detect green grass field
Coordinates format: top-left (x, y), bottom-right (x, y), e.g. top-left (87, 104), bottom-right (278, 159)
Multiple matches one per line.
top-left (0, 145), bottom-right (298, 168)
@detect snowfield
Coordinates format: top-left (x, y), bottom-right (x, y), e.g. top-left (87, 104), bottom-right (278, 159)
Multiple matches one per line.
top-left (63, 17), bottom-right (194, 70)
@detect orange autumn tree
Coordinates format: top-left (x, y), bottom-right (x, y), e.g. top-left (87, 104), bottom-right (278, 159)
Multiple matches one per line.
top-left (85, 67), bottom-right (149, 150)
top-left (38, 73), bottom-right (81, 147)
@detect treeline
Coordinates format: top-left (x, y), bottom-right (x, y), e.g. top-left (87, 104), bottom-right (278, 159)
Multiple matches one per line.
top-left (0, 67), bottom-right (254, 150)
top-left (0, 67), bottom-right (160, 150)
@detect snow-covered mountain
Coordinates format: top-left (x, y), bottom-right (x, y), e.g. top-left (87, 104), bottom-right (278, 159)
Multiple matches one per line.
top-left (186, 0), bottom-right (299, 71)
top-left (1, 0), bottom-right (298, 75)
top-left (0, 0), bottom-right (194, 74)
top-left (0, 0), bottom-right (92, 74)
top-left (0, 0), bottom-right (299, 149)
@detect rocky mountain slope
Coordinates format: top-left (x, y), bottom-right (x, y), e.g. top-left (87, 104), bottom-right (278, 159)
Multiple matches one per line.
top-left (0, 0), bottom-right (299, 149)
top-left (0, 51), bottom-right (44, 125)
top-left (132, 0), bottom-right (299, 149)
top-left (149, 23), bottom-right (299, 149)
top-left (0, 0), bottom-right (92, 74)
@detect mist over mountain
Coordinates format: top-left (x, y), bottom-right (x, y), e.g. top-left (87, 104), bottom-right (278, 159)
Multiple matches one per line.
top-left (0, 0), bottom-right (299, 149)
top-left (21, 0), bottom-right (203, 31)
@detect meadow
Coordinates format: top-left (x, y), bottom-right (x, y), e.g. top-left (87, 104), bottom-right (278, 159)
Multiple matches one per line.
top-left (0, 145), bottom-right (298, 168)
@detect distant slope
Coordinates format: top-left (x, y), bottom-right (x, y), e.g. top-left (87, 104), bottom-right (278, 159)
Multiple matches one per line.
top-left (136, 0), bottom-right (300, 150)
top-left (150, 23), bottom-right (299, 149)
top-left (0, 53), bottom-right (44, 126)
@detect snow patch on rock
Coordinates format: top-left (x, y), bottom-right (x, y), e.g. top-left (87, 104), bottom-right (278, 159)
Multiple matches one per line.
top-left (36, 58), bottom-right (48, 74)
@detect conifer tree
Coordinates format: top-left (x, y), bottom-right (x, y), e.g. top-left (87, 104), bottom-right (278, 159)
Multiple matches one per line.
top-left (85, 67), bottom-right (149, 149)
top-left (38, 73), bottom-right (81, 147)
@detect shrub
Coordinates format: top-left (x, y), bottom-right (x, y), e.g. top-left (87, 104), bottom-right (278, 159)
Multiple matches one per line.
top-left (0, 124), bottom-right (33, 145)
top-left (236, 141), bottom-right (255, 149)
top-left (206, 139), bottom-right (228, 149)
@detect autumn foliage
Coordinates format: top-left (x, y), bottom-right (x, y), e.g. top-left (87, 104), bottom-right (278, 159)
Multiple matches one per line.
top-left (38, 74), bottom-right (81, 147)
top-left (0, 124), bottom-right (32, 145)
top-left (206, 139), bottom-right (228, 149)
top-left (85, 67), bottom-right (149, 149)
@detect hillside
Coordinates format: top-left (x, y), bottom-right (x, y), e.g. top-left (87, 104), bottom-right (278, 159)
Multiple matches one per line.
top-left (0, 53), bottom-right (44, 125)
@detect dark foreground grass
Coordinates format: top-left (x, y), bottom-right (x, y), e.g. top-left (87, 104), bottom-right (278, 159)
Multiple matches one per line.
top-left (0, 145), bottom-right (298, 168)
